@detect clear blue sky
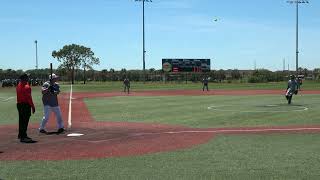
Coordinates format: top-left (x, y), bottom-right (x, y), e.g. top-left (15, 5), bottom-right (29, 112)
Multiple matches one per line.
top-left (0, 0), bottom-right (319, 71)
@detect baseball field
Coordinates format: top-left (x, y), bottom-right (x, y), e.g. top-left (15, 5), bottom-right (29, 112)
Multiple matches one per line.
top-left (1, 81), bottom-right (320, 179)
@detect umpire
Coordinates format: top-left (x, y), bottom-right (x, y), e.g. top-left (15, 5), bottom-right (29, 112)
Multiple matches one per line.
top-left (16, 73), bottom-right (36, 143)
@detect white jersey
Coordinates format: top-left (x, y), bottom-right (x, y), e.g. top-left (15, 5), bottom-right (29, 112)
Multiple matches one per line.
top-left (288, 79), bottom-right (298, 92)
top-left (286, 79), bottom-right (298, 96)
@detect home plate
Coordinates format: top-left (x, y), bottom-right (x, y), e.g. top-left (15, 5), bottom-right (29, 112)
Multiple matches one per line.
top-left (67, 133), bottom-right (84, 137)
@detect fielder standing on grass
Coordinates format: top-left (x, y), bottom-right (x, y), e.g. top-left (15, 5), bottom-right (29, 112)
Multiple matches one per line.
top-left (285, 75), bottom-right (299, 104)
top-left (123, 77), bottom-right (130, 94)
top-left (16, 73), bottom-right (36, 143)
top-left (39, 73), bottom-right (65, 134)
top-left (202, 76), bottom-right (209, 91)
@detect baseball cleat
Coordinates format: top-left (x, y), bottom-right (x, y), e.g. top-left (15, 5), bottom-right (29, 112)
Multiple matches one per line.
top-left (39, 129), bottom-right (47, 134)
top-left (57, 128), bottom-right (65, 134)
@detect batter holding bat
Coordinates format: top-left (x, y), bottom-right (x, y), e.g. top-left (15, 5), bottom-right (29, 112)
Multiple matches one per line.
top-left (39, 64), bottom-right (65, 134)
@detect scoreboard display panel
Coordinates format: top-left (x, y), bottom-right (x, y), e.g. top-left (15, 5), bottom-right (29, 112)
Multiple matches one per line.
top-left (162, 59), bottom-right (210, 72)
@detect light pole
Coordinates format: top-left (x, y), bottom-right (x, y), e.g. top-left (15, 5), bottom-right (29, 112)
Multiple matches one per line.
top-left (35, 40), bottom-right (38, 69)
top-left (286, 0), bottom-right (309, 75)
top-left (135, 0), bottom-right (152, 81)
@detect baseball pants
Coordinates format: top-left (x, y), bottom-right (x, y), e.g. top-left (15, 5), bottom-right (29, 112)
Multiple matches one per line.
top-left (39, 105), bottom-right (64, 130)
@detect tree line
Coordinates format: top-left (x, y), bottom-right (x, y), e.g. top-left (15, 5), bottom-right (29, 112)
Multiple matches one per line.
top-left (1, 67), bottom-right (320, 84)
top-left (1, 43), bottom-right (320, 84)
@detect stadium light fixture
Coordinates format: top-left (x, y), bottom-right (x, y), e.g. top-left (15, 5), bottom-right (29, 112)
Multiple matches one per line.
top-left (286, 0), bottom-right (309, 75)
top-left (135, 0), bottom-right (152, 82)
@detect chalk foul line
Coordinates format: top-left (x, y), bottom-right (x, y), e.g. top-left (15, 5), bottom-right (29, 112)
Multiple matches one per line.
top-left (0, 97), bottom-right (14, 102)
top-left (67, 84), bottom-right (73, 129)
top-left (75, 127), bottom-right (320, 143)
top-left (207, 105), bottom-right (309, 113)
top-left (131, 127), bottom-right (320, 136)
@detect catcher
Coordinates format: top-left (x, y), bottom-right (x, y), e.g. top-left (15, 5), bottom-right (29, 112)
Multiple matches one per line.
top-left (285, 75), bottom-right (299, 104)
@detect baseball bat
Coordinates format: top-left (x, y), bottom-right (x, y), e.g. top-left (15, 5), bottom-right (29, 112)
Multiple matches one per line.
top-left (50, 63), bottom-right (53, 83)
top-left (49, 63), bottom-right (53, 94)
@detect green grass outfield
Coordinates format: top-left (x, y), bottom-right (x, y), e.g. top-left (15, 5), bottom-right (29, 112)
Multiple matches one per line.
top-left (1, 81), bottom-right (320, 179)
top-left (0, 87), bottom-right (44, 125)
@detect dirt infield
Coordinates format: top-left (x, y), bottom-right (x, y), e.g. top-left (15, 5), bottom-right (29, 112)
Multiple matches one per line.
top-left (1, 89), bottom-right (320, 161)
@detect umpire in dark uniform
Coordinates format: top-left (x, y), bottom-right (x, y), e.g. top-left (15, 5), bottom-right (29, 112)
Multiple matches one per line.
top-left (16, 73), bottom-right (36, 143)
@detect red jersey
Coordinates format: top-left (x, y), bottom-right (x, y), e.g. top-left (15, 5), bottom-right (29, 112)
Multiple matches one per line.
top-left (16, 82), bottom-right (35, 108)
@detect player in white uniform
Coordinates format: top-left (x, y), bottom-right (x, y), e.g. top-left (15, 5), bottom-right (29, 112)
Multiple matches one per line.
top-left (285, 75), bottom-right (299, 104)
top-left (39, 74), bottom-right (65, 134)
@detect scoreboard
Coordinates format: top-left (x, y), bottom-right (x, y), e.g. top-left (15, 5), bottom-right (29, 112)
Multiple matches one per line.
top-left (162, 59), bottom-right (210, 72)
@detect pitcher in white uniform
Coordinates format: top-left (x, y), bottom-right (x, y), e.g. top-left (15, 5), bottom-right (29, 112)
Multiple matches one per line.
top-left (285, 75), bottom-right (298, 104)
